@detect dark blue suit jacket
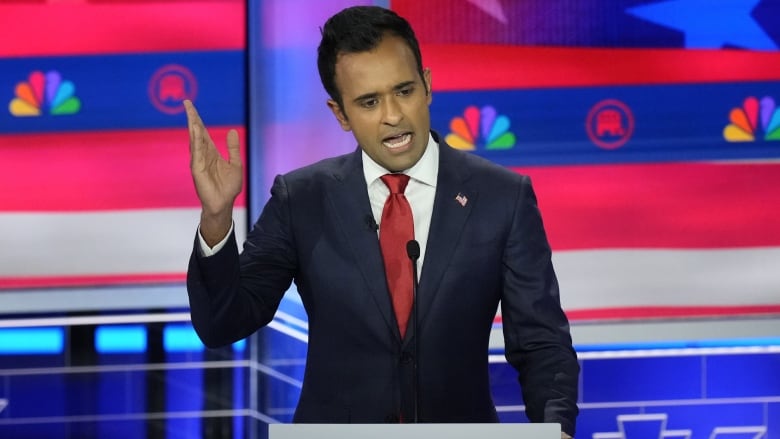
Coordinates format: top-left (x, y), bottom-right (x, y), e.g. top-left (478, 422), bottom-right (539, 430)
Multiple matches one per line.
top-left (187, 135), bottom-right (579, 435)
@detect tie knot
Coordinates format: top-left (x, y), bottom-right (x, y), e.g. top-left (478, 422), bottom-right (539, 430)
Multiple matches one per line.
top-left (380, 173), bottom-right (410, 194)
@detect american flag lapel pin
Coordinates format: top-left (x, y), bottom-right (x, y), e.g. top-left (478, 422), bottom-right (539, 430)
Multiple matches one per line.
top-left (455, 192), bottom-right (468, 207)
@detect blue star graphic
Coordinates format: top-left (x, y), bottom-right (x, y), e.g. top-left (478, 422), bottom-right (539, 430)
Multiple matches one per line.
top-left (626, 0), bottom-right (778, 50)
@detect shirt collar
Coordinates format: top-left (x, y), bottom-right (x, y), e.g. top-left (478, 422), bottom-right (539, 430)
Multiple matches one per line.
top-left (362, 133), bottom-right (439, 188)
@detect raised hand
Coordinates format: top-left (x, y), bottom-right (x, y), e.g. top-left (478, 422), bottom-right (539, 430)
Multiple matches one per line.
top-left (184, 100), bottom-right (243, 246)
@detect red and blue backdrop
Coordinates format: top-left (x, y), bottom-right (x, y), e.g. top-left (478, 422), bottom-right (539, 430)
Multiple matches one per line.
top-left (393, 0), bottom-right (780, 321)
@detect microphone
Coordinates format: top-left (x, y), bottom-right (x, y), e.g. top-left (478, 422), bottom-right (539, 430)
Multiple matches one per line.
top-left (406, 240), bottom-right (420, 261)
top-left (406, 239), bottom-right (420, 423)
top-left (365, 215), bottom-right (378, 232)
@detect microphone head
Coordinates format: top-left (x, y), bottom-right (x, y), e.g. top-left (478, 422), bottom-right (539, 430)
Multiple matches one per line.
top-left (406, 240), bottom-right (420, 260)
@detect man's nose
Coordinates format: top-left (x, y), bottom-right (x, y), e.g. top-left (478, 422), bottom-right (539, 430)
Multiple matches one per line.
top-left (381, 97), bottom-right (403, 125)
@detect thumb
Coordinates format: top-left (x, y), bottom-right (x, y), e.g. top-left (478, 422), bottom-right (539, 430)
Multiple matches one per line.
top-left (226, 129), bottom-right (242, 166)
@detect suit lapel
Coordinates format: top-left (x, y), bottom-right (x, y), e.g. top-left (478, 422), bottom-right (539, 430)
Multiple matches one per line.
top-left (324, 143), bottom-right (477, 345)
top-left (325, 150), bottom-right (399, 339)
top-left (406, 144), bottom-right (476, 345)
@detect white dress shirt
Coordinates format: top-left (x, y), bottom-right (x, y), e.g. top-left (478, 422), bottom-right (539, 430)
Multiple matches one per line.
top-left (363, 133), bottom-right (438, 278)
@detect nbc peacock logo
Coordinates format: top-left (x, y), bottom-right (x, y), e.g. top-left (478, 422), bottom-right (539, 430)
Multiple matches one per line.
top-left (445, 105), bottom-right (516, 150)
top-left (8, 70), bottom-right (81, 117)
top-left (723, 96), bottom-right (780, 142)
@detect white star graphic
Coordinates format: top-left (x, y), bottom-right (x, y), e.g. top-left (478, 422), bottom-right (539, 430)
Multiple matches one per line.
top-left (466, 0), bottom-right (508, 24)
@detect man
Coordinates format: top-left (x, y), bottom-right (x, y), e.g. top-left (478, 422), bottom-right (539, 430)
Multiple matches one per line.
top-left (185, 5), bottom-right (579, 437)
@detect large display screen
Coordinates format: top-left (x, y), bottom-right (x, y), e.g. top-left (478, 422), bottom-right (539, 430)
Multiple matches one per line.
top-left (393, 0), bottom-right (780, 321)
top-left (0, 0), bottom-right (247, 290)
top-left (2, 0), bottom-right (778, 324)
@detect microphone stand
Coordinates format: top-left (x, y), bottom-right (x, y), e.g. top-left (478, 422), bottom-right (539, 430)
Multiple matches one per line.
top-left (406, 240), bottom-right (420, 423)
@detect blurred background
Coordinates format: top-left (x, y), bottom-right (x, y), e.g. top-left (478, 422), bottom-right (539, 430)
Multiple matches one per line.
top-left (0, 0), bottom-right (779, 438)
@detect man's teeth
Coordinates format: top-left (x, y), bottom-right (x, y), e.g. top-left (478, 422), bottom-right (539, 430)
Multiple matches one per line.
top-left (383, 134), bottom-right (412, 149)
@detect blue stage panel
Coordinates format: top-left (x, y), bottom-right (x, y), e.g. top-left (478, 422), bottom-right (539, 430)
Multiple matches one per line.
top-left (496, 410), bottom-right (530, 423)
top-left (705, 353), bottom-right (780, 398)
top-left (645, 404), bottom-right (766, 439)
top-left (582, 356), bottom-right (702, 402)
top-left (574, 406), bottom-right (642, 439)
top-left (165, 365), bottom-right (203, 438)
top-left (0, 353), bottom-right (64, 369)
top-left (4, 373), bottom-right (66, 418)
top-left (97, 369), bottom-right (147, 415)
top-left (768, 402), bottom-right (780, 439)
top-left (0, 424), bottom-right (68, 439)
top-left (488, 361), bottom-right (523, 407)
top-left (95, 420), bottom-right (147, 439)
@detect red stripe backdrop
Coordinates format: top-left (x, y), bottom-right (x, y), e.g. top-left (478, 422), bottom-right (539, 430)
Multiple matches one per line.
top-left (513, 162), bottom-right (780, 250)
top-left (0, 1), bottom-right (245, 57)
top-left (0, 128), bottom-right (247, 211)
top-left (424, 45), bottom-right (780, 90)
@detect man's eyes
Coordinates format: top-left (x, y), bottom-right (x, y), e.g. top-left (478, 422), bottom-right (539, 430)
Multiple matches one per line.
top-left (357, 88), bottom-right (414, 108)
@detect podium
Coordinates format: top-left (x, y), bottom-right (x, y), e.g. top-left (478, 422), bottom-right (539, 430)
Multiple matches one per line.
top-left (269, 423), bottom-right (560, 439)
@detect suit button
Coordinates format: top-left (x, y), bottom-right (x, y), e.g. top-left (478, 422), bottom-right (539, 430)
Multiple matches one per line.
top-left (385, 414), bottom-right (400, 423)
top-left (400, 352), bottom-right (413, 364)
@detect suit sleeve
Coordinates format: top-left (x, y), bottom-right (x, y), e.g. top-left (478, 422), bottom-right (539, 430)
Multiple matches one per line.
top-left (186, 175), bottom-right (298, 348)
top-left (500, 175), bottom-right (579, 437)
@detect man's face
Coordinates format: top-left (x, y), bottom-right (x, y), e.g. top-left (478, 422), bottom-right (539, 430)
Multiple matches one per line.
top-left (328, 34), bottom-right (432, 173)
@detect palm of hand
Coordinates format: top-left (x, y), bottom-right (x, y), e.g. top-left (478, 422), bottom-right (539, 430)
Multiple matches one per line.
top-left (185, 100), bottom-right (243, 216)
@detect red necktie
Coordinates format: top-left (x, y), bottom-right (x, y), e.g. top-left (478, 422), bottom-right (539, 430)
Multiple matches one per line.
top-left (379, 174), bottom-right (415, 338)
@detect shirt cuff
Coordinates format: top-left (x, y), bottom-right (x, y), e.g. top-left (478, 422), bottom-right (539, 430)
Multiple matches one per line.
top-left (197, 222), bottom-right (234, 257)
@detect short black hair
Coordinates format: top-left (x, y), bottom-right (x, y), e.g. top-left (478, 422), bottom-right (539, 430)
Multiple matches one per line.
top-left (317, 6), bottom-right (426, 111)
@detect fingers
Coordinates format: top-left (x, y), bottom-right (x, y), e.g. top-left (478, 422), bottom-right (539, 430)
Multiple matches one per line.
top-left (183, 99), bottom-right (203, 128)
top-left (184, 101), bottom-right (239, 172)
top-left (184, 100), bottom-right (204, 153)
top-left (184, 100), bottom-right (217, 171)
top-left (183, 99), bottom-right (196, 136)
top-left (226, 129), bottom-right (242, 166)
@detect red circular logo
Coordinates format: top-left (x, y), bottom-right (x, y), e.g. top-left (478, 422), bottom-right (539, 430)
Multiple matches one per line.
top-left (585, 99), bottom-right (634, 150)
top-left (148, 64), bottom-right (198, 115)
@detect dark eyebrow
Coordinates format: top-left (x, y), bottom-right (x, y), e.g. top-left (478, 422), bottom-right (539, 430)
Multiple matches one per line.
top-left (352, 81), bottom-right (417, 104)
top-left (392, 80), bottom-right (416, 91)
top-left (353, 92), bottom-right (379, 104)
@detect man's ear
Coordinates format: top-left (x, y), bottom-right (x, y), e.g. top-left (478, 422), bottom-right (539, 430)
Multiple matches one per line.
top-left (327, 99), bottom-right (351, 131)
